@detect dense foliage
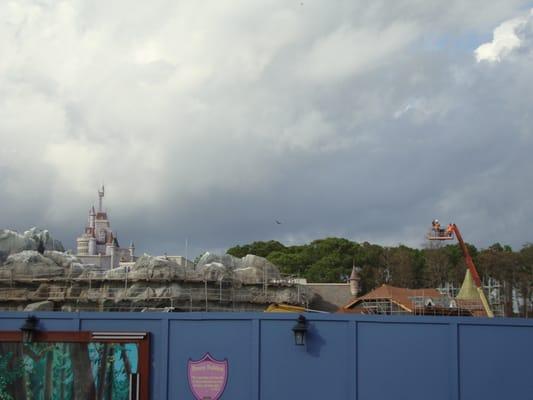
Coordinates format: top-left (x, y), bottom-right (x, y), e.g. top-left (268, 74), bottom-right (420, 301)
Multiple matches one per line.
top-left (227, 238), bottom-right (533, 316)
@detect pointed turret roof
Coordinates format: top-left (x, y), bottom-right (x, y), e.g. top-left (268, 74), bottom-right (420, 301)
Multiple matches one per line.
top-left (456, 270), bottom-right (480, 300)
top-left (349, 265), bottom-right (360, 296)
top-left (455, 269), bottom-right (488, 317)
top-left (349, 266), bottom-right (359, 281)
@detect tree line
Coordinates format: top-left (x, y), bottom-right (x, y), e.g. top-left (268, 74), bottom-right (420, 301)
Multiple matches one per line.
top-left (227, 238), bottom-right (533, 317)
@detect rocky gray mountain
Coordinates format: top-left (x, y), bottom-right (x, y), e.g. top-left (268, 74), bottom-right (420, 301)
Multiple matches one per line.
top-left (0, 249), bottom-right (311, 312)
top-left (127, 255), bottom-right (188, 280)
top-left (0, 251), bottom-right (65, 279)
top-left (0, 228), bottom-right (64, 262)
top-left (0, 250), bottom-right (86, 280)
top-left (196, 252), bottom-right (282, 284)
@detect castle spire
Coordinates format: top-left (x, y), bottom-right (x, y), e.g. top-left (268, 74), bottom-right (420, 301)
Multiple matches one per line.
top-left (89, 205), bottom-right (96, 230)
top-left (98, 185), bottom-right (105, 212)
top-left (349, 264), bottom-right (360, 297)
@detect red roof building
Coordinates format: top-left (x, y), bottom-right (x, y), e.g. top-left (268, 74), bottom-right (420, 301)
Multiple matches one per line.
top-left (339, 284), bottom-right (480, 316)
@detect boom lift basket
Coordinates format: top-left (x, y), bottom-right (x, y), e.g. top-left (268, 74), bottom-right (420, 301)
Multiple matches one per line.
top-left (426, 231), bottom-right (454, 240)
top-left (427, 220), bottom-right (454, 240)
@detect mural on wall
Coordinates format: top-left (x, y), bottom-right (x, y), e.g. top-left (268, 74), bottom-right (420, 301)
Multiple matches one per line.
top-left (188, 353), bottom-right (228, 400)
top-left (0, 341), bottom-right (138, 400)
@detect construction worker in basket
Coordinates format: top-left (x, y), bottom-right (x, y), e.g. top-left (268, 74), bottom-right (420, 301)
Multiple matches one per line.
top-left (432, 219), bottom-right (441, 234)
top-left (445, 224), bottom-right (454, 237)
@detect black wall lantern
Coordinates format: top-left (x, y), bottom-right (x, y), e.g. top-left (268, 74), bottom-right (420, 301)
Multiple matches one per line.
top-left (292, 315), bottom-right (308, 346)
top-left (20, 315), bottom-right (39, 343)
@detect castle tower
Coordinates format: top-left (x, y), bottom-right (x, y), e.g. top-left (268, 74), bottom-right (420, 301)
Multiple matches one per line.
top-left (349, 265), bottom-right (360, 297)
top-left (129, 241), bottom-right (135, 259)
top-left (105, 232), bottom-right (115, 256)
top-left (76, 237), bottom-right (89, 255)
top-left (89, 206), bottom-right (96, 229)
top-left (106, 232), bottom-right (120, 268)
top-left (98, 185), bottom-right (105, 212)
top-left (88, 235), bottom-right (96, 255)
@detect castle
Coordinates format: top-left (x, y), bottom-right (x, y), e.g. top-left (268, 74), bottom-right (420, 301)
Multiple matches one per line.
top-left (76, 186), bottom-right (135, 269)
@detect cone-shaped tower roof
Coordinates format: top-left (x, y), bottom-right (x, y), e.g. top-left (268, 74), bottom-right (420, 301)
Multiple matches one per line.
top-left (349, 265), bottom-right (360, 296)
top-left (349, 266), bottom-right (359, 281)
top-left (456, 269), bottom-right (480, 300)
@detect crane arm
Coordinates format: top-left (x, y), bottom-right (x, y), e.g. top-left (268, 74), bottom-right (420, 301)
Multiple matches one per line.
top-left (451, 224), bottom-right (494, 318)
top-left (451, 224), bottom-right (482, 287)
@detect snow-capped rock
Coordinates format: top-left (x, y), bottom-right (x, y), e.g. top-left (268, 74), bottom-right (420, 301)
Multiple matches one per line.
top-left (24, 300), bottom-right (54, 311)
top-left (0, 228), bottom-right (64, 261)
top-left (195, 252), bottom-right (281, 284)
top-left (44, 251), bottom-right (84, 278)
top-left (1, 251), bottom-right (64, 278)
top-left (196, 252), bottom-right (243, 270)
top-left (129, 255), bottom-right (187, 280)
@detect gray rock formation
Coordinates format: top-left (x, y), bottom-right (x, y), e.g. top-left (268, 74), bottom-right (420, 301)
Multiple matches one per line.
top-left (198, 263), bottom-right (231, 281)
top-left (44, 251), bottom-right (84, 278)
top-left (196, 252), bottom-right (281, 284)
top-left (197, 252), bottom-right (242, 270)
top-left (235, 254), bottom-right (281, 284)
top-left (104, 266), bottom-right (129, 279)
top-left (0, 250), bottom-right (84, 279)
top-left (0, 251), bottom-right (312, 312)
top-left (24, 300), bottom-right (54, 311)
top-left (0, 251), bottom-right (64, 278)
top-left (128, 255), bottom-right (187, 280)
top-left (125, 284), bottom-right (156, 302)
top-left (77, 265), bottom-right (108, 279)
top-left (0, 228), bottom-right (64, 261)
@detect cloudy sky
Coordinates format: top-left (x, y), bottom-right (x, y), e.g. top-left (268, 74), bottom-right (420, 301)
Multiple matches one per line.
top-left (1, 1), bottom-right (533, 256)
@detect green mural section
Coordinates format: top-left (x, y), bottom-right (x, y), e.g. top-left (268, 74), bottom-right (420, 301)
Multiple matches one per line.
top-left (0, 341), bottom-right (138, 400)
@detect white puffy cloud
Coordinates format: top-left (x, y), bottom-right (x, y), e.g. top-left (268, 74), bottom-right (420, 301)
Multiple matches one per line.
top-left (475, 8), bottom-right (533, 62)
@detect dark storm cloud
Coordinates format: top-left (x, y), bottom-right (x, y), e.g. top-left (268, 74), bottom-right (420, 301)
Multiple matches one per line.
top-left (1, 1), bottom-right (533, 256)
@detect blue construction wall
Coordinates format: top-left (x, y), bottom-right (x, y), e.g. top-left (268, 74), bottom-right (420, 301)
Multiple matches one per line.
top-left (1, 312), bottom-right (532, 400)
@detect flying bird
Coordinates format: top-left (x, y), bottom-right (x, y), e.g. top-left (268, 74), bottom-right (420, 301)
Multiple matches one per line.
top-left (275, 220), bottom-right (282, 225)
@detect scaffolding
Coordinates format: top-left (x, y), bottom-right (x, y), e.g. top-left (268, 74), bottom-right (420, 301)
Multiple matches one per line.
top-left (357, 293), bottom-right (480, 316)
top-left (0, 270), bottom-right (308, 312)
top-left (357, 298), bottom-right (411, 315)
top-left (437, 278), bottom-right (505, 317)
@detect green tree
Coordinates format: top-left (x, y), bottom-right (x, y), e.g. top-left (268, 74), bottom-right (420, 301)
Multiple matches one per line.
top-left (518, 244), bottom-right (533, 317)
top-left (227, 240), bottom-right (285, 258)
top-left (306, 253), bottom-right (346, 282)
top-left (225, 236), bottom-right (532, 305)
top-left (478, 243), bottom-right (519, 316)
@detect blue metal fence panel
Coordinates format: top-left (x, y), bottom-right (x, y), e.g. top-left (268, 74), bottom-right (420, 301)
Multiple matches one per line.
top-left (459, 324), bottom-right (533, 399)
top-left (0, 312), bottom-right (532, 400)
top-left (168, 319), bottom-right (255, 399)
top-left (358, 321), bottom-right (450, 400)
top-left (261, 319), bottom-right (351, 399)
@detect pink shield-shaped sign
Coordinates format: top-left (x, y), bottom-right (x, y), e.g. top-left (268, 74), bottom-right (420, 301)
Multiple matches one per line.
top-left (188, 353), bottom-right (228, 400)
